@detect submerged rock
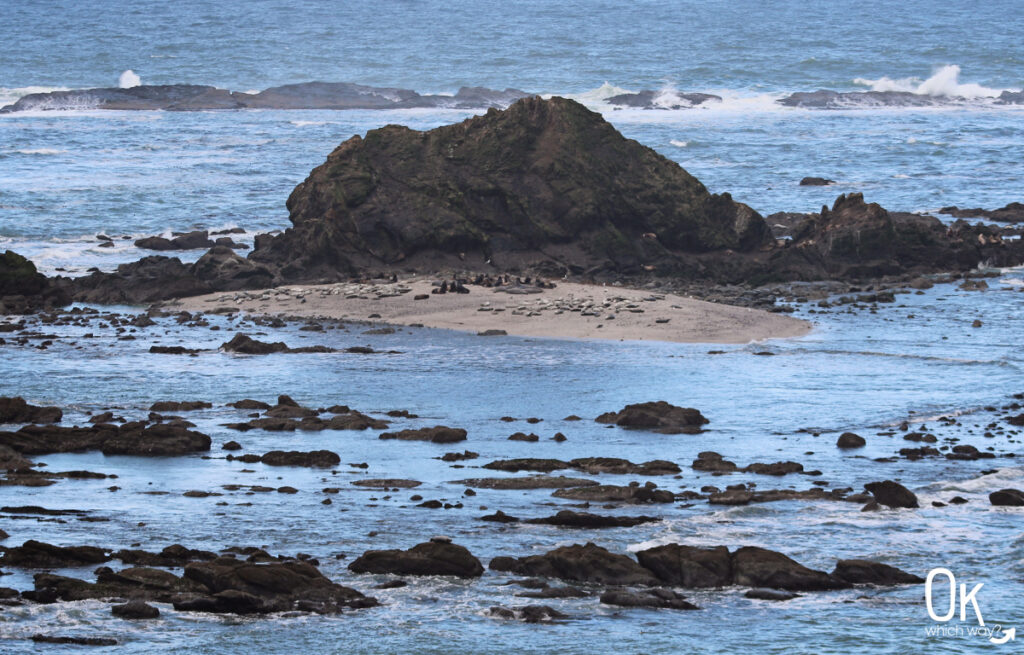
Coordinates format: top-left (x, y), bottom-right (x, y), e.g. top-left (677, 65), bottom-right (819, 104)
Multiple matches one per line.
top-left (523, 510), bottom-right (661, 528)
top-left (600, 588), bottom-right (698, 610)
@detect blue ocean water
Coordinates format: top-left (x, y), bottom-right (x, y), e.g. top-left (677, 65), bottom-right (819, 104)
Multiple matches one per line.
top-left (1, 1), bottom-right (1023, 653)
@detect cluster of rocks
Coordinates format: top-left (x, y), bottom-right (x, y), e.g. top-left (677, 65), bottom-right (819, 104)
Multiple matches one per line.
top-left (0, 421), bottom-right (210, 456)
top-left (691, 452), bottom-right (812, 476)
top-left (0, 396), bottom-right (62, 424)
top-left (483, 456), bottom-right (680, 476)
top-left (223, 395), bottom-right (389, 432)
top-left (3, 541), bottom-right (377, 615)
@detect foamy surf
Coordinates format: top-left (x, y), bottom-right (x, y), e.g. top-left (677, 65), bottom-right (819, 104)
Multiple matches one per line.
top-left (854, 65), bottom-right (1006, 99)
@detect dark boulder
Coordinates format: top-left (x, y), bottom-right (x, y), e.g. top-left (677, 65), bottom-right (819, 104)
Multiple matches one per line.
top-left (552, 481), bottom-right (674, 504)
top-left (989, 488), bottom-right (1024, 506)
top-left (864, 480), bottom-right (919, 509)
top-left (0, 250), bottom-right (69, 314)
top-left (836, 432), bottom-right (866, 448)
top-left (799, 177), bottom-right (835, 186)
top-left (348, 540), bottom-right (484, 577)
top-left (489, 542), bottom-right (658, 586)
top-left (595, 401), bottom-right (708, 434)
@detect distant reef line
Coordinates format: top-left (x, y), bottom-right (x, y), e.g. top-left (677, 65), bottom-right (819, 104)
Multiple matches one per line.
top-left (3, 81), bottom-right (1023, 113)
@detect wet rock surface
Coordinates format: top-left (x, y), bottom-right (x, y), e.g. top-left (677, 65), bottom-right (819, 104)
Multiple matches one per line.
top-left (348, 540), bottom-right (484, 577)
top-left (595, 401), bottom-right (709, 434)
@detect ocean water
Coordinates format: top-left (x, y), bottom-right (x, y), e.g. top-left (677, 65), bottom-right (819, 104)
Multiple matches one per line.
top-left (1, 1), bottom-right (1023, 653)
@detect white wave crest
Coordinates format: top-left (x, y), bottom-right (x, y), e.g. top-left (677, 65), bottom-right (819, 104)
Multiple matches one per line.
top-left (853, 65), bottom-right (1004, 99)
top-left (557, 81), bottom-right (634, 105)
top-left (14, 148), bottom-right (66, 155)
top-left (119, 69), bottom-right (141, 88)
top-left (669, 139), bottom-right (689, 147)
top-left (0, 86), bottom-right (70, 108)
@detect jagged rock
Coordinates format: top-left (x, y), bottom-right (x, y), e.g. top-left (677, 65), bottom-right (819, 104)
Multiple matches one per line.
top-left (864, 480), bottom-right (919, 508)
top-left (489, 543), bottom-right (658, 586)
top-left (600, 588), bottom-right (698, 610)
top-left (692, 451), bottom-right (738, 473)
top-left (524, 510), bottom-right (661, 528)
top-left (595, 401), bottom-right (708, 434)
top-left (635, 545), bottom-right (732, 587)
top-left (989, 488), bottom-right (1024, 506)
top-left (831, 560), bottom-right (924, 585)
top-left (731, 547), bottom-right (849, 591)
top-left (348, 541), bottom-right (483, 577)
top-left (250, 96), bottom-right (772, 281)
top-left (0, 397), bottom-right (62, 424)
top-left (378, 426), bottom-right (467, 443)
top-left (0, 422), bottom-right (210, 456)
top-left (220, 333), bottom-right (335, 354)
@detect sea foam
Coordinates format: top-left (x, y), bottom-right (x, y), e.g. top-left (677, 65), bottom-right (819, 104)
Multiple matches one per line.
top-left (853, 65), bottom-right (1004, 99)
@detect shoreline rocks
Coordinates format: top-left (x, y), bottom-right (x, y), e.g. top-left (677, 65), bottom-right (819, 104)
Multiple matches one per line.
top-left (595, 402), bottom-right (709, 434)
top-left (348, 540), bottom-right (484, 578)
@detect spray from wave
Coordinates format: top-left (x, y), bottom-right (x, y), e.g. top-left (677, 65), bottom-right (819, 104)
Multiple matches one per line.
top-left (853, 65), bottom-right (1004, 99)
top-left (119, 69), bottom-right (142, 89)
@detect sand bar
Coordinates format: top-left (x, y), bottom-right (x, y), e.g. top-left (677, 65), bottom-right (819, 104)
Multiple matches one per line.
top-left (171, 278), bottom-right (811, 344)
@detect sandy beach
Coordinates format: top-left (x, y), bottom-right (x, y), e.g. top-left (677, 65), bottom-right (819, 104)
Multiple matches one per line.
top-left (171, 277), bottom-right (811, 344)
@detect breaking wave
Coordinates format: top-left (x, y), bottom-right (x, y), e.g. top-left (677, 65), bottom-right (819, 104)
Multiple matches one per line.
top-left (853, 65), bottom-right (1005, 99)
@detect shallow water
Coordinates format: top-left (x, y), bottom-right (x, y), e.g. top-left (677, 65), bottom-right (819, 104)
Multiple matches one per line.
top-left (2, 1), bottom-right (1023, 652)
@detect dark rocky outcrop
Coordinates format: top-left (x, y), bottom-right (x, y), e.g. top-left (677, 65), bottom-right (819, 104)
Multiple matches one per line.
top-left (348, 540), bottom-right (484, 577)
top-left (249, 96), bottom-right (772, 281)
top-left (70, 247), bottom-right (273, 305)
top-left (989, 488), bottom-right (1024, 506)
top-left (0, 422), bottom-right (210, 456)
top-left (831, 560), bottom-right (924, 585)
top-left (454, 475), bottom-right (598, 490)
top-left (486, 604), bottom-right (569, 622)
top-left (489, 542), bottom-right (658, 586)
top-left (220, 333), bottom-right (335, 354)
top-left (595, 401), bottom-right (708, 434)
top-left (0, 397), bottom-right (62, 424)
top-left (0, 250), bottom-right (69, 314)
top-left (1, 540), bottom-right (110, 568)
top-left (799, 177), bottom-right (835, 186)
top-left (864, 480), bottom-right (919, 508)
